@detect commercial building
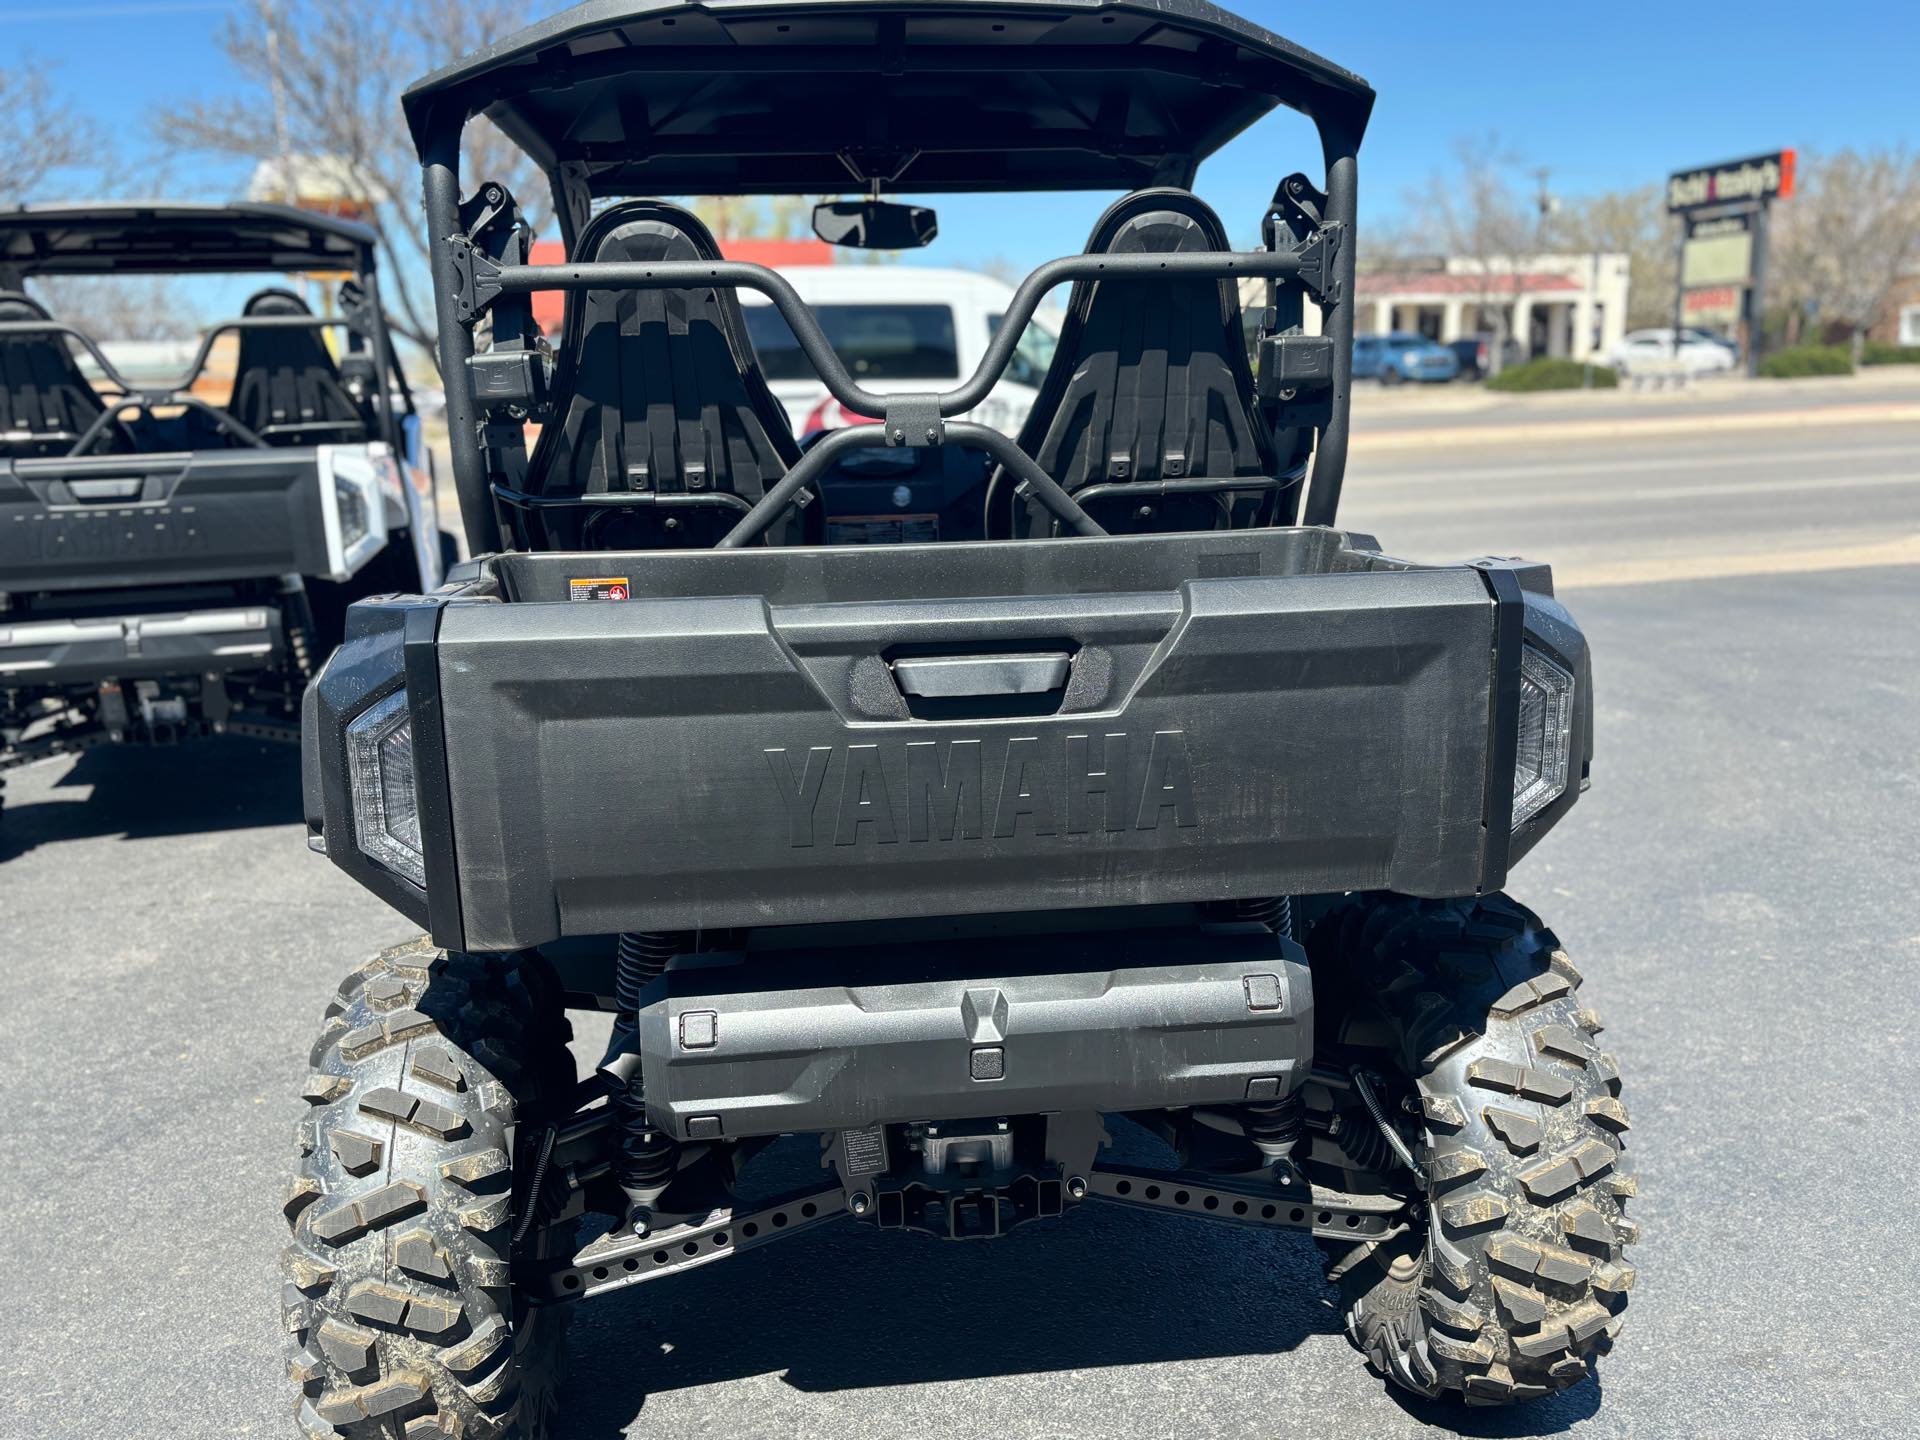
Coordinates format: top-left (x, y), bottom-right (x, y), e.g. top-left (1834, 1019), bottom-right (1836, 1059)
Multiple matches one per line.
top-left (1354, 254), bottom-right (1631, 361)
top-left (1868, 268), bottom-right (1920, 348)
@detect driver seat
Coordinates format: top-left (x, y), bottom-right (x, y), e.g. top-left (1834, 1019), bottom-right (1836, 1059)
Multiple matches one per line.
top-left (0, 291), bottom-right (119, 458)
top-left (227, 288), bottom-right (367, 446)
top-left (1004, 189), bottom-right (1277, 537)
top-left (523, 200), bottom-right (806, 550)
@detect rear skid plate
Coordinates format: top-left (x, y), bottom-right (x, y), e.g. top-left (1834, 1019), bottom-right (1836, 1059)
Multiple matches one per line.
top-left (524, 1167), bottom-right (1405, 1305)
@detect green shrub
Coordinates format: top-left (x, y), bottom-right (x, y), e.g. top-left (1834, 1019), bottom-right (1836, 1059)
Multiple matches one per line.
top-left (1758, 345), bottom-right (1854, 378)
top-left (1861, 341), bottom-right (1920, 365)
top-left (1484, 358), bottom-right (1620, 392)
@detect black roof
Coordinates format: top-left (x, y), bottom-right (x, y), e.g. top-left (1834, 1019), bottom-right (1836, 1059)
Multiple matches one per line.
top-left (403, 0), bottom-right (1372, 197)
top-left (0, 202), bottom-right (379, 277)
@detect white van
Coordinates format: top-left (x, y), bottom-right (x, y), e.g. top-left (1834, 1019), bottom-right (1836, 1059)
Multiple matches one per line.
top-left (740, 266), bottom-right (1059, 439)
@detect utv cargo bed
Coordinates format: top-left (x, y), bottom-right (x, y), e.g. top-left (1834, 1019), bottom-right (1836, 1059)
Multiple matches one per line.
top-left (308, 529), bottom-right (1588, 950)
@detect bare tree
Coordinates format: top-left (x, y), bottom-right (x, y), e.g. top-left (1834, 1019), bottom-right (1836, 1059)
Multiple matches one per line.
top-left (0, 65), bottom-right (199, 339)
top-left (1771, 147), bottom-right (1920, 359)
top-left (1411, 135), bottom-right (1542, 374)
top-left (155, 0), bottom-right (550, 363)
top-left (1552, 186), bottom-right (1675, 331)
top-left (29, 276), bottom-right (196, 343)
top-left (0, 65), bottom-right (95, 201)
top-left (688, 195), bottom-right (815, 243)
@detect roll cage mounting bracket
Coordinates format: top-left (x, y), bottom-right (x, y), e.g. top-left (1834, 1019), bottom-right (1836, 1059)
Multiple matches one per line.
top-left (1289, 220), bottom-right (1343, 308)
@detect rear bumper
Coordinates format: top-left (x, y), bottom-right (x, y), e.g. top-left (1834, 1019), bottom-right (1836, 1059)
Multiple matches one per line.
top-left (0, 605), bottom-right (283, 687)
top-left (638, 922), bottom-right (1312, 1142)
top-left (305, 528), bottom-right (1592, 948)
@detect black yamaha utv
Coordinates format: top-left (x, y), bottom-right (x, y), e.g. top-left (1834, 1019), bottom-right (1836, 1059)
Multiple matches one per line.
top-left (0, 203), bottom-right (448, 832)
top-left (288, 3), bottom-right (1635, 1433)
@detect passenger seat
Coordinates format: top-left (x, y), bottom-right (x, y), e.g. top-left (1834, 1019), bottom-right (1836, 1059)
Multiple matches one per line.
top-left (227, 289), bottom-right (368, 446)
top-left (0, 291), bottom-right (121, 458)
top-left (521, 199), bottom-right (807, 550)
top-left (1004, 189), bottom-right (1277, 537)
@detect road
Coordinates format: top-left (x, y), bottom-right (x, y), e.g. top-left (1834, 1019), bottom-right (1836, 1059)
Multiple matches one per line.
top-left (2, 395), bottom-right (1916, 1440)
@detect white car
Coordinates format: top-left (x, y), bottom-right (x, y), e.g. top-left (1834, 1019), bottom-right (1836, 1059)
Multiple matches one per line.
top-left (740, 266), bottom-right (1059, 439)
top-left (1607, 328), bottom-right (1738, 377)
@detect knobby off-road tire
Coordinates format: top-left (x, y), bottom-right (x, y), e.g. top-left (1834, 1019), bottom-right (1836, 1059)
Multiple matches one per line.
top-left (1308, 893), bottom-right (1637, 1405)
top-left (283, 939), bottom-right (577, 1438)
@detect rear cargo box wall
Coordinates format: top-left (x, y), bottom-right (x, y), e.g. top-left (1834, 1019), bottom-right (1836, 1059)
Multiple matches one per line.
top-left (437, 564), bottom-right (1494, 949)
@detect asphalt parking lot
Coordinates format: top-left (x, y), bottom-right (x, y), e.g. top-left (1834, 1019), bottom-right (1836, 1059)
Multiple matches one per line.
top-left (2, 399), bottom-right (1916, 1439)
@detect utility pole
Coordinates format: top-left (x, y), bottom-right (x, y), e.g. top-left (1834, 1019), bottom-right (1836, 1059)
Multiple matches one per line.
top-left (1745, 203), bottom-right (1769, 378)
top-left (264, 3), bottom-right (307, 307)
top-left (1670, 214), bottom-right (1686, 360)
top-left (265, 4), bottom-right (294, 204)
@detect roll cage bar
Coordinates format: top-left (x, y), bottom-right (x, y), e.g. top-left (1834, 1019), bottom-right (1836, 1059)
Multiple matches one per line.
top-left (0, 309), bottom-right (407, 458)
top-left (410, 0), bottom-right (1369, 554)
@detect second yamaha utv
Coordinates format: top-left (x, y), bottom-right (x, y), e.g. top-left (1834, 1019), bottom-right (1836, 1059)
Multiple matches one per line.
top-left (287, 3), bottom-right (1636, 1434)
top-left (0, 204), bottom-right (448, 835)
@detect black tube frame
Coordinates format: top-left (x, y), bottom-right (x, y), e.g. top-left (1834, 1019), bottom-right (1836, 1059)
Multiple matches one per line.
top-left (67, 392), bottom-right (268, 456)
top-left (482, 249), bottom-right (1303, 423)
top-left (424, 131), bottom-right (499, 554)
top-left (418, 75), bottom-right (1361, 555)
top-left (1304, 122), bottom-right (1359, 527)
top-left (712, 420), bottom-right (1102, 549)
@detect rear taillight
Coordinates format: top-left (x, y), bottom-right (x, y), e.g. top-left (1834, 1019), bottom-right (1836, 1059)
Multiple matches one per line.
top-left (347, 690), bottom-right (426, 887)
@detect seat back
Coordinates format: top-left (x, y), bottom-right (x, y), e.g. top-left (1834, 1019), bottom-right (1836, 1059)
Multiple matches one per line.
top-left (227, 288), bottom-right (367, 446)
top-left (1009, 189), bottom-right (1275, 537)
top-left (524, 200), bottom-right (803, 551)
top-left (0, 291), bottom-right (113, 458)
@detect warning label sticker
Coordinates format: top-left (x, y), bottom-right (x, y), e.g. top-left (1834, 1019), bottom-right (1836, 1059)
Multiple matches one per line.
top-left (569, 576), bottom-right (632, 602)
top-left (825, 514), bottom-right (940, 546)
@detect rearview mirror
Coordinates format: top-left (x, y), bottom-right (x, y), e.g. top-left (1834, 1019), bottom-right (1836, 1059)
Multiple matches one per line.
top-left (812, 200), bottom-right (938, 250)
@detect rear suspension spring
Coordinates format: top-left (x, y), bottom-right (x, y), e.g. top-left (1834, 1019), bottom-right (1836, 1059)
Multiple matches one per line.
top-left (614, 930), bottom-right (678, 1011)
top-left (278, 576), bottom-right (317, 684)
top-left (612, 932), bottom-right (687, 1219)
top-left (1229, 895), bottom-right (1294, 940)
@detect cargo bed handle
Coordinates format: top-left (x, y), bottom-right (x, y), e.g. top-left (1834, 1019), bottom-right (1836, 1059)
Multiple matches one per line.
top-left (891, 652), bottom-right (1071, 699)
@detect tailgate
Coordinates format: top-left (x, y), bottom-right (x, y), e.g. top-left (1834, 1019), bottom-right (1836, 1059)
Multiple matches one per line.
top-left (435, 563), bottom-right (1500, 950)
top-left (0, 450), bottom-right (333, 591)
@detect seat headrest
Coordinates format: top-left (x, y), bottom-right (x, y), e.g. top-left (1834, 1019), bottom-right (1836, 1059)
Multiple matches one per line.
top-left (0, 289), bottom-right (54, 323)
top-left (521, 198), bottom-right (805, 549)
top-left (1088, 190), bottom-right (1233, 257)
top-left (242, 287), bottom-right (313, 317)
top-left (576, 200), bottom-right (719, 279)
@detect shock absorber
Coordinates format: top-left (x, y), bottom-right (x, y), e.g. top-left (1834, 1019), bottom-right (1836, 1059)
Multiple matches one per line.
top-left (278, 575), bottom-right (317, 684)
top-left (615, 930), bottom-right (678, 1006)
top-left (1243, 1092), bottom-right (1305, 1170)
top-left (1225, 895), bottom-right (1298, 1170)
top-left (612, 932), bottom-right (684, 1233)
top-left (1230, 894), bottom-right (1294, 941)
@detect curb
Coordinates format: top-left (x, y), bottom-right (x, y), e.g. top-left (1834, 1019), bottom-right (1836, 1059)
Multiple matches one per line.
top-left (1351, 402), bottom-right (1920, 454)
top-left (1554, 534), bottom-right (1920, 591)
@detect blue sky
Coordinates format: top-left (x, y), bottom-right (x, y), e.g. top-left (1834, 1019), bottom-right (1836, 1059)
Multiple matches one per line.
top-left (11, 0), bottom-right (1920, 272)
